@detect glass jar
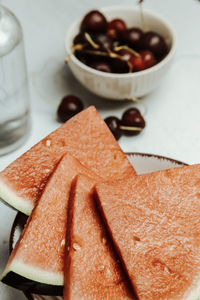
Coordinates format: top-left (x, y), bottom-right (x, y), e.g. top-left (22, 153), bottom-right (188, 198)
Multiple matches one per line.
top-left (0, 5), bottom-right (30, 155)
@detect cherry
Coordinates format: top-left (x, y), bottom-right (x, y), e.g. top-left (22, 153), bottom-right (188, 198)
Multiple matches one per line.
top-left (73, 32), bottom-right (87, 45)
top-left (121, 28), bottom-right (143, 50)
top-left (130, 55), bottom-right (146, 71)
top-left (107, 19), bottom-right (127, 40)
top-left (140, 50), bottom-right (156, 69)
top-left (75, 51), bottom-right (89, 65)
top-left (104, 116), bottom-right (122, 140)
top-left (111, 57), bottom-right (130, 73)
top-left (80, 10), bottom-right (108, 33)
top-left (129, 50), bottom-right (155, 71)
top-left (142, 31), bottom-right (168, 59)
top-left (57, 95), bottom-right (84, 123)
top-left (121, 108), bottom-right (145, 136)
top-left (90, 61), bottom-right (112, 73)
top-left (117, 49), bottom-right (133, 62)
top-left (93, 33), bottom-right (113, 51)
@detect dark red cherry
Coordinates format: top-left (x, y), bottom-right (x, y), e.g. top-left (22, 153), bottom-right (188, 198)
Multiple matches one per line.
top-left (75, 51), bottom-right (89, 65)
top-left (111, 57), bottom-right (130, 73)
top-left (90, 61), bottom-right (112, 73)
top-left (80, 10), bottom-right (108, 33)
top-left (121, 28), bottom-right (143, 50)
top-left (104, 116), bottom-right (122, 140)
top-left (140, 50), bottom-right (156, 69)
top-left (107, 18), bottom-right (127, 39)
top-left (117, 49), bottom-right (133, 62)
top-left (93, 33), bottom-right (113, 51)
top-left (121, 108), bottom-right (145, 136)
top-left (73, 32), bottom-right (87, 45)
top-left (57, 95), bottom-right (84, 123)
top-left (142, 31), bottom-right (168, 59)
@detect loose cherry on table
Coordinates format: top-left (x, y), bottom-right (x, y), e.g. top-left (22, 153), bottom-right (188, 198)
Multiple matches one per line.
top-left (57, 95), bottom-right (145, 140)
top-left (57, 95), bottom-right (84, 122)
top-left (104, 107), bottom-right (146, 140)
top-left (104, 116), bottom-right (122, 140)
top-left (121, 108), bottom-right (145, 136)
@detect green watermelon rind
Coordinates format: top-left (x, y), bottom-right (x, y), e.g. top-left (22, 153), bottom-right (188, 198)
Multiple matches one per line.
top-left (1, 260), bottom-right (63, 286)
top-left (0, 179), bottom-right (32, 215)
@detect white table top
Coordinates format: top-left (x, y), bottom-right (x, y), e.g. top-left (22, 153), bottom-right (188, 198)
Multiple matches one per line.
top-left (1, 0), bottom-right (200, 299)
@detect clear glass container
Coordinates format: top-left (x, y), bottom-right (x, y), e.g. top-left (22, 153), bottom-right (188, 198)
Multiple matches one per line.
top-left (0, 5), bottom-right (30, 155)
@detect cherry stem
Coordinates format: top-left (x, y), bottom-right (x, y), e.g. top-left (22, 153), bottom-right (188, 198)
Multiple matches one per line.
top-left (80, 49), bottom-right (133, 73)
top-left (64, 54), bottom-right (70, 63)
top-left (114, 45), bottom-right (140, 57)
top-left (84, 32), bottom-right (100, 49)
top-left (126, 97), bottom-right (141, 102)
top-left (81, 49), bottom-right (119, 58)
top-left (138, 1), bottom-right (149, 32)
top-left (120, 125), bottom-right (143, 131)
top-left (72, 43), bottom-right (86, 52)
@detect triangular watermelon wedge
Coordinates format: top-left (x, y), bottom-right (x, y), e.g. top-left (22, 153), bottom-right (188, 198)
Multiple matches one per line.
top-left (95, 164), bottom-right (200, 299)
top-left (0, 106), bottom-right (135, 215)
top-left (1, 154), bottom-right (100, 295)
top-left (64, 174), bottom-right (134, 299)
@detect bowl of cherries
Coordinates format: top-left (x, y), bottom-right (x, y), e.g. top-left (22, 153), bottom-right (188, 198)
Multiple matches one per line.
top-left (66, 5), bottom-right (176, 100)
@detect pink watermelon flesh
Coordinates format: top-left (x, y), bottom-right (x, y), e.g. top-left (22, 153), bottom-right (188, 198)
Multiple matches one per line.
top-left (0, 106), bottom-right (135, 215)
top-left (64, 175), bottom-right (134, 299)
top-left (1, 154), bottom-right (100, 293)
top-left (95, 164), bottom-right (200, 300)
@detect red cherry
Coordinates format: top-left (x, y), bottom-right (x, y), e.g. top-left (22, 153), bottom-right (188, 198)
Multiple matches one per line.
top-left (107, 19), bottom-right (127, 39)
top-left (140, 50), bottom-right (156, 69)
top-left (130, 55), bottom-right (146, 72)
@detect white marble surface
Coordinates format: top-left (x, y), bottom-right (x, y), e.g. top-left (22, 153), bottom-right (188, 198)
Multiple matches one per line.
top-left (0, 0), bottom-right (200, 299)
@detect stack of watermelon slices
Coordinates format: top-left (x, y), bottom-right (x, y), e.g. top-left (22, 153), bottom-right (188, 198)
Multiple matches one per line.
top-left (1, 106), bottom-right (200, 300)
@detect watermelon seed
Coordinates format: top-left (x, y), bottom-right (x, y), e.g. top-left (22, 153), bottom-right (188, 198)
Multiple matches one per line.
top-left (133, 236), bottom-right (141, 242)
top-left (61, 239), bottom-right (65, 247)
top-left (73, 243), bottom-right (81, 251)
top-left (46, 140), bottom-right (51, 147)
top-left (98, 265), bottom-right (105, 271)
top-left (102, 237), bottom-right (107, 245)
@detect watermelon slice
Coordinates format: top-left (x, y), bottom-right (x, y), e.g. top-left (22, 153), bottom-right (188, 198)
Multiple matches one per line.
top-left (95, 164), bottom-right (200, 299)
top-left (0, 106), bottom-right (135, 215)
top-left (1, 154), bottom-right (100, 295)
top-left (64, 174), bottom-right (134, 299)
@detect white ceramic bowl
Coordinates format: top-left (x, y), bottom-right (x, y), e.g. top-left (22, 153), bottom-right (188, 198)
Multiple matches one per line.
top-left (65, 5), bottom-right (176, 100)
